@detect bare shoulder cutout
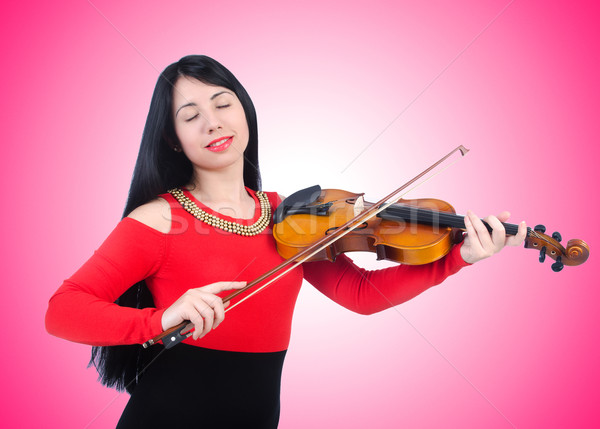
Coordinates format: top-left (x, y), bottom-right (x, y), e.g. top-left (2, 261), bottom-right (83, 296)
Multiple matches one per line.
top-left (126, 197), bottom-right (172, 234)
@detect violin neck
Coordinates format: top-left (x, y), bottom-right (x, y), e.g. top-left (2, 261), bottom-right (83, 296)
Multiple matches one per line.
top-left (378, 205), bottom-right (524, 236)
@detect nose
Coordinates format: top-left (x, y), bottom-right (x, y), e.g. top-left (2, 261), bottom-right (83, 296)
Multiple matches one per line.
top-left (202, 111), bottom-right (222, 134)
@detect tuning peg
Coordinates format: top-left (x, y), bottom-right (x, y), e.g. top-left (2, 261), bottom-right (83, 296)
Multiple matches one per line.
top-left (552, 231), bottom-right (562, 242)
top-left (534, 224), bottom-right (546, 233)
top-left (539, 246), bottom-right (546, 263)
top-left (551, 256), bottom-right (564, 272)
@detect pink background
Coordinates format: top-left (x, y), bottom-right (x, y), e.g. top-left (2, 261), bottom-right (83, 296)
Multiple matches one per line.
top-left (2, 0), bottom-right (599, 427)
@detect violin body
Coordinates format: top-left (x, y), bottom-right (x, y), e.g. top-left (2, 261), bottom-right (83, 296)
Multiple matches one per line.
top-left (273, 188), bottom-right (463, 265)
top-left (273, 185), bottom-right (590, 271)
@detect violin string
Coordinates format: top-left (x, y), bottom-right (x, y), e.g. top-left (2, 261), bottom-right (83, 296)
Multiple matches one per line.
top-left (383, 206), bottom-right (523, 236)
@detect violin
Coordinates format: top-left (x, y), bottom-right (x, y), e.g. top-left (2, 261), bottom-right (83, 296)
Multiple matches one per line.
top-left (272, 185), bottom-right (590, 271)
top-left (143, 146), bottom-right (590, 349)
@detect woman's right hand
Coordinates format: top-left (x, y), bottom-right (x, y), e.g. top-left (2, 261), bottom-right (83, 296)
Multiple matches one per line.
top-left (161, 281), bottom-right (247, 340)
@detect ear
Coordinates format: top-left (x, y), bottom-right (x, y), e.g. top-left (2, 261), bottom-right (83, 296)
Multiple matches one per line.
top-left (163, 131), bottom-right (181, 151)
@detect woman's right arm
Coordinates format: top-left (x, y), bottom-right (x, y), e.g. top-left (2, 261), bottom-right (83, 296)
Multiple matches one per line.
top-left (45, 198), bottom-right (246, 346)
top-left (45, 214), bottom-right (169, 346)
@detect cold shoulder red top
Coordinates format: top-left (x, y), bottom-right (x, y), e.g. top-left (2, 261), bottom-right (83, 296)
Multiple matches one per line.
top-left (46, 189), bottom-right (470, 352)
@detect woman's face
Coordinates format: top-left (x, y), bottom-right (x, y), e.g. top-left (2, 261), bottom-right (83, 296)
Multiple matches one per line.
top-left (172, 76), bottom-right (249, 174)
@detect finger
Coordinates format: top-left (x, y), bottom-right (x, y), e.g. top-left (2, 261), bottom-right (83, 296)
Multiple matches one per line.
top-left (496, 210), bottom-right (511, 223)
top-left (200, 281), bottom-right (247, 294)
top-left (190, 311), bottom-right (204, 340)
top-left (463, 211), bottom-right (483, 254)
top-left (180, 322), bottom-right (194, 335)
top-left (199, 307), bottom-right (215, 338)
top-left (484, 215), bottom-right (506, 253)
top-left (469, 211), bottom-right (495, 253)
top-left (506, 221), bottom-right (527, 246)
top-left (211, 297), bottom-right (226, 329)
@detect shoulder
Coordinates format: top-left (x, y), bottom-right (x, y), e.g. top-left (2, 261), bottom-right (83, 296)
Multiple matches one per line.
top-left (258, 191), bottom-right (285, 207)
top-left (126, 197), bottom-right (172, 234)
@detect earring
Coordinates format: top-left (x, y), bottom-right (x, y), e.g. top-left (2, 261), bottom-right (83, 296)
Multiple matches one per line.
top-left (173, 146), bottom-right (182, 152)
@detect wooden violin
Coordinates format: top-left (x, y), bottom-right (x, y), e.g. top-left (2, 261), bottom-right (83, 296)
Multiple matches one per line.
top-left (272, 185), bottom-right (590, 272)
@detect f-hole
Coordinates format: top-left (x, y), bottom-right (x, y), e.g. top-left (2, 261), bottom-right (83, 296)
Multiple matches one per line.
top-left (325, 222), bottom-right (368, 235)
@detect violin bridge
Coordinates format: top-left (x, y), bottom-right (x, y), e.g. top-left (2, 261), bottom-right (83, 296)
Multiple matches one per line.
top-left (354, 196), bottom-right (365, 217)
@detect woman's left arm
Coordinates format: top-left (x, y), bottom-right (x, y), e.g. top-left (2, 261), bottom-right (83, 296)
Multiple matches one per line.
top-left (303, 211), bottom-right (526, 315)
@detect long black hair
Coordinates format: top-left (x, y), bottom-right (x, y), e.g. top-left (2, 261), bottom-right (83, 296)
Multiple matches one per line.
top-left (89, 55), bottom-right (261, 393)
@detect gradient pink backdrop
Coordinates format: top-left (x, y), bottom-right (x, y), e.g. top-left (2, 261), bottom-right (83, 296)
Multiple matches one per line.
top-left (2, 0), bottom-right (598, 427)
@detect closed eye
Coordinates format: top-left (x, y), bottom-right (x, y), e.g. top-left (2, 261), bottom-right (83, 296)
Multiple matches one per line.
top-left (185, 114), bottom-right (199, 122)
top-left (217, 104), bottom-right (231, 109)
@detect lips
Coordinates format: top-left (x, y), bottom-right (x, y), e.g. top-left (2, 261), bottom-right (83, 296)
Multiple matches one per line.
top-left (206, 136), bottom-right (233, 152)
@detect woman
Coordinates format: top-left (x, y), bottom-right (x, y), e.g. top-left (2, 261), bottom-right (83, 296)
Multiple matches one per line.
top-left (45, 55), bottom-right (526, 428)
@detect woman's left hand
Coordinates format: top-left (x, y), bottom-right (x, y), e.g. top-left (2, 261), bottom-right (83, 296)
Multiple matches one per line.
top-left (460, 210), bottom-right (527, 264)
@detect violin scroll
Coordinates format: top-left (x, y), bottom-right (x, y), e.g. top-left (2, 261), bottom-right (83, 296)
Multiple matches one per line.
top-left (524, 227), bottom-right (589, 270)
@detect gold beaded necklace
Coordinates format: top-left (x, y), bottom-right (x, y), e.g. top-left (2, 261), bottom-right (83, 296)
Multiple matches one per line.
top-left (168, 187), bottom-right (271, 236)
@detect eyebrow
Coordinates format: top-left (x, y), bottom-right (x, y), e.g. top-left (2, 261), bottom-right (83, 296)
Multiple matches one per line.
top-left (175, 91), bottom-right (231, 117)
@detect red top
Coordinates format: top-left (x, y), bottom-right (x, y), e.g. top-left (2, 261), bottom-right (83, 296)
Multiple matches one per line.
top-left (46, 189), bottom-right (470, 352)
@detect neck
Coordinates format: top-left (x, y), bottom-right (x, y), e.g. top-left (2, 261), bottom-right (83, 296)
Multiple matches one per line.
top-left (188, 162), bottom-right (248, 204)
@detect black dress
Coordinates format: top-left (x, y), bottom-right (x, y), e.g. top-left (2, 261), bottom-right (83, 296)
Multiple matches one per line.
top-left (117, 344), bottom-right (287, 428)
